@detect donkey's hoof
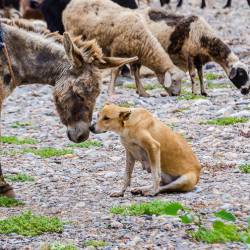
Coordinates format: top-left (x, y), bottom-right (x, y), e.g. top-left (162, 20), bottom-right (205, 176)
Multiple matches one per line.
top-left (0, 184), bottom-right (16, 198)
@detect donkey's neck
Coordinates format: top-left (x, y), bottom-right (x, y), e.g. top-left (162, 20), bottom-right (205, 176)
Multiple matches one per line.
top-left (3, 24), bottom-right (69, 87)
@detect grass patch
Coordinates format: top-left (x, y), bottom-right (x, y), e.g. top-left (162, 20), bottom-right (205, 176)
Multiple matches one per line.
top-left (0, 196), bottom-right (24, 207)
top-left (68, 140), bottom-right (102, 149)
top-left (0, 211), bottom-right (63, 236)
top-left (191, 220), bottom-right (250, 244)
top-left (208, 82), bottom-right (230, 89)
top-left (205, 72), bottom-right (223, 81)
top-left (111, 200), bottom-right (185, 216)
top-left (206, 117), bottom-right (249, 126)
top-left (178, 89), bottom-right (205, 101)
top-left (83, 240), bottom-right (108, 248)
top-left (124, 83), bottom-right (162, 90)
top-left (172, 108), bottom-right (190, 113)
top-left (42, 242), bottom-right (77, 250)
top-left (5, 173), bottom-right (34, 182)
top-left (111, 201), bottom-right (250, 246)
top-left (117, 101), bottom-right (135, 108)
top-left (0, 136), bottom-right (37, 145)
top-left (239, 164), bottom-right (250, 174)
top-left (11, 121), bottom-right (32, 128)
top-left (21, 148), bottom-right (73, 158)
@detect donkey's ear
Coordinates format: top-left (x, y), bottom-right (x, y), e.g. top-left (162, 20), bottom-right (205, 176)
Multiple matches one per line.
top-left (97, 56), bottom-right (138, 69)
top-left (63, 32), bottom-right (84, 68)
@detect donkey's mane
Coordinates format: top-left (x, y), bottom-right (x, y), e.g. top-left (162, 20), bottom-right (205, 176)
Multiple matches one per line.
top-left (0, 18), bottom-right (104, 62)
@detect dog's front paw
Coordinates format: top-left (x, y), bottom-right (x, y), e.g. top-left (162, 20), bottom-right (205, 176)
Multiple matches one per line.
top-left (142, 190), bottom-right (158, 197)
top-left (110, 191), bottom-right (124, 197)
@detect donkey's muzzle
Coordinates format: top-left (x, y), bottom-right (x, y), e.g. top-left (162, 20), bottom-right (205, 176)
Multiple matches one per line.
top-left (67, 121), bottom-right (90, 143)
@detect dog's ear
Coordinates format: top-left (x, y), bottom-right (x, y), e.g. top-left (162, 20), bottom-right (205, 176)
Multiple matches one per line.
top-left (119, 111), bottom-right (131, 121)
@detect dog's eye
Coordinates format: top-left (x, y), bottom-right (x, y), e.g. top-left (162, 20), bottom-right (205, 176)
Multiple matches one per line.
top-left (103, 116), bottom-right (110, 121)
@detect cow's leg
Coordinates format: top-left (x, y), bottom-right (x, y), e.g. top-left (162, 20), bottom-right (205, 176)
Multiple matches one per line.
top-left (223, 0), bottom-right (232, 8)
top-left (177, 0), bottom-right (183, 7)
top-left (201, 0), bottom-right (206, 8)
top-left (0, 163), bottom-right (15, 197)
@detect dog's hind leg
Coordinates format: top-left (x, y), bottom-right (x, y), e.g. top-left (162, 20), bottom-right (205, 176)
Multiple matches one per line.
top-left (158, 172), bottom-right (198, 193)
top-left (111, 150), bottom-right (135, 197)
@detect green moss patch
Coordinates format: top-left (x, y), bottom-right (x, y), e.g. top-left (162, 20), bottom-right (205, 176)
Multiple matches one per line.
top-left (0, 136), bottom-right (37, 145)
top-left (11, 122), bottom-right (32, 128)
top-left (205, 72), bottom-right (223, 81)
top-left (206, 117), bottom-right (249, 126)
top-left (83, 240), bottom-right (108, 248)
top-left (5, 173), bottom-right (35, 182)
top-left (111, 200), bottom-right (185, 216)
top-left (191, 220), bottom-right (250, 244)
top-left (124, 83), bottom-right (162, 90)
top-left (21, 148), bottom-right (74, 158)
top-left (0, 211), bottom-right (63, 236)
top-left (42, 242), bottom-right (78, 250)
top-left (68, 140), bottom-right (102, 149)
top-left (0, 196), bottom-right (24, 207)
top-left (239, 164), bottom-right (250, 174)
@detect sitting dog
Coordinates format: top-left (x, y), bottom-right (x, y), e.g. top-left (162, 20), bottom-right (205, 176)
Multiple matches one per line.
top-left (90, 104), bottom-right (201, 196)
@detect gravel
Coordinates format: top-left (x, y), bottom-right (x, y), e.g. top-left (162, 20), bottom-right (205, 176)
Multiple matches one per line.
top-left (0, 1), bottom-right (250, 249)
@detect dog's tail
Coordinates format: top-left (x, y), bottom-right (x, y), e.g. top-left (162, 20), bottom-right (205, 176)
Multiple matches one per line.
top-left (158, 172), bottom-right (198, 193)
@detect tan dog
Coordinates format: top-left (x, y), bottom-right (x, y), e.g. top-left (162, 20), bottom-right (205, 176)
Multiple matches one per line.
top-left (90, 104), bottom-right (201, 196)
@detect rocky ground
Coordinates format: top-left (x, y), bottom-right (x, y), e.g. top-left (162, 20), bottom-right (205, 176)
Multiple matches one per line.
top-left (0, 1), bottom-right (250, 249)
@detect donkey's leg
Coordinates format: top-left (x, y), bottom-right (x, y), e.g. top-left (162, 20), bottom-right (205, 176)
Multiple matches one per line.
top-left (0, 163), bottom-right (15, 197)
top-left (223, 0), bottom-right (232, 8)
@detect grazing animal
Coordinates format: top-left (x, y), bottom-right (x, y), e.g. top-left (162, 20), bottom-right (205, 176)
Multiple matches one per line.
top-left (161, 0), bottom-right (250, 8)
top-left (141, 8), bottom-right (250, 95)
top-left (90, 104), bottom-right (201, 197)
top-left (63, 0), bottom-right (185, 97)
top-left (0, 19), bottom-right (137, 197)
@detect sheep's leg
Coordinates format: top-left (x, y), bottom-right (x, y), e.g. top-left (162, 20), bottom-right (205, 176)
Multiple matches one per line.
top-left (197, 65), bottom-right (208, 96)
top-left (177, 0), bottom-right (183, 7)
top-left (194, 56), bottom-right (208, 96)
top-left (0, 163), bottom-right (15, 198)
top-left (130, 63), bottom-right (150, 97)
top-left (201, 0), bottom-right (206, 8)
top-left (108, 67), bottom-right (121, 96)
top-left (223, 0), bottom-right (232, 8)
top-left (160, 0), bottom-right (170, 6)
top-left (188, 56), bottom-right (199, 95)
top-left (247, 0), bottom-right (250, 6)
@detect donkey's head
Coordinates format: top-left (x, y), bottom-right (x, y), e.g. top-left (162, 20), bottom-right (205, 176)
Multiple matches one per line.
top-left (54, 33), bottom-right (138, 143)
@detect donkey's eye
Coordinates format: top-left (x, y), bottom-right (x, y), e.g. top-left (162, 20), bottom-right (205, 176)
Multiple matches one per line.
top-left (103, 116), bottom-right (110, 121)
